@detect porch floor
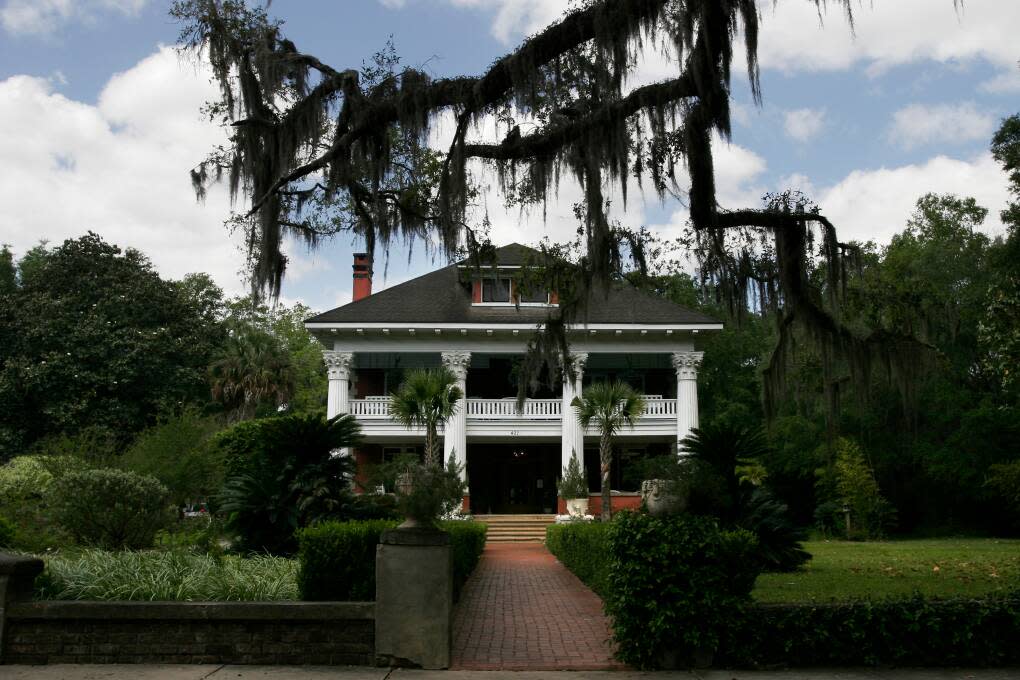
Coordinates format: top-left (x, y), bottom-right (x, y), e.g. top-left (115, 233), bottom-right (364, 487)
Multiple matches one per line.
top-left (450, 543), bottom-right (624, 671)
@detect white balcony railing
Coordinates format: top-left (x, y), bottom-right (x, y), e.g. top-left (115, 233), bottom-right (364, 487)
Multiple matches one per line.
top-left (466, 398), bottom-right (561, 419)
top-left (348, 396), bottom-right (676, 419)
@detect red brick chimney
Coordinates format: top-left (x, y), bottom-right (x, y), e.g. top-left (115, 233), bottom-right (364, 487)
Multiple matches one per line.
top-left (352, 253), bottom-right (373, 302)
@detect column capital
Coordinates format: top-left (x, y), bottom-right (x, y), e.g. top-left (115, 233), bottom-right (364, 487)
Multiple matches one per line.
top-left (568, 352), bottom-right (589, 374)
top-left (441, 350), bottom-right (472, 380)
top-left (323, 351), bottom-right (354, 380)
top-left (671, 351), bottom-right (704, 380)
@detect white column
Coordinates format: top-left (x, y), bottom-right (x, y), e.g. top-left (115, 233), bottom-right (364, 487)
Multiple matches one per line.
top-left (441, 351), bottom-right (471, 482)
top-left (560, 352), bottom-right (589, 471)
top-left (672, 351), bottom-right (704, 455)
top-left (324, 351), bottom-right (354, 419)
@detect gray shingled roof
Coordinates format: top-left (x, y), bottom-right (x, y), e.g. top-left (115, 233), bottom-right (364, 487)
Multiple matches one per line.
top-left (306, 243), bottom-right (720, 326)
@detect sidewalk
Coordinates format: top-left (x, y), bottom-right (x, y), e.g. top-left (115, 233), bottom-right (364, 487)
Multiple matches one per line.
top-left (4, 666), bottom-right (1019, 679)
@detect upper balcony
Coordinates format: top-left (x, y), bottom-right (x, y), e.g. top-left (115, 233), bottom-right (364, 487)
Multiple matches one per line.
top-left (347, 396), bottom-right (679, 441)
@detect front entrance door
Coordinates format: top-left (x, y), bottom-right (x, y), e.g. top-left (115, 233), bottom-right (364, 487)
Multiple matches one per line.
top-left (467, 444), bottom-right (559, 514)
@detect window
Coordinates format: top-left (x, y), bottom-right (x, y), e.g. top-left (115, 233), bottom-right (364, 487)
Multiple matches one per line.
top-left (481, 277), bottom-right (511, 303)
top-left (516, 286), bottom-right (549, 304)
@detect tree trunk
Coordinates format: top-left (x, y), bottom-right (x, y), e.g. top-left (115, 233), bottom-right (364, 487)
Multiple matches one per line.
top-left (600, 433), bottom-right (612, 521)
top-left (425, 424), bottom-right (439, 468)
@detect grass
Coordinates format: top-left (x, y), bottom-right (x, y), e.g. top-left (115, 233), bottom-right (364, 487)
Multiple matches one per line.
top-left (753, 538), bottom-right (1020, 603)
top-left (36, 549), bottom-right (299, 601)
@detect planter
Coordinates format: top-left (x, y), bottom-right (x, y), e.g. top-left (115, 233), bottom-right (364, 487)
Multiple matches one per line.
top-left (641, 479), bottom-right (686, 517)
top-left (565, 498), bottom-right (589, 517)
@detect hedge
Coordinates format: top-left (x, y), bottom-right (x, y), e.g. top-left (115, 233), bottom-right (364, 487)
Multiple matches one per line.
top-left (546, 512), bottom-right (1020, 669)
top-left (296, 519), bottom-right (487, 601)
top-left (723, 596), bottom-right (1020, 668)
top-left (545, 522), bottom-right (611, 598)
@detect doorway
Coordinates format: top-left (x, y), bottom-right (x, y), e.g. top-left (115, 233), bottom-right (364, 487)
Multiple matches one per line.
top-left (466, 443), bottom-right (560, 514)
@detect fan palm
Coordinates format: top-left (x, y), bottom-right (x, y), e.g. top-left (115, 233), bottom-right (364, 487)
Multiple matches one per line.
top-left (389, 367), bottom-right (463, 468)
top-left (679, 423), bottom-right (770, 520)
top-left (209, 330), bottom-right (295, 421)
top-left (572, 381), bottom-right (644, 520)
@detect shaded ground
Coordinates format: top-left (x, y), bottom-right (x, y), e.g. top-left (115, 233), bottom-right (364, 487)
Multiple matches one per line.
top-left (754, 538), bottom-right (1020, 603)
top-left (450, 542), bottom-right (624, 671)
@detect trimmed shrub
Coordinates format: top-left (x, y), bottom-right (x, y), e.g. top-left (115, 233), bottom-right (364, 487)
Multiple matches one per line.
top-left (545, 521), bottom-right (611, 598)
top-left (46, 468), bottom-right (175, 550)
top-left (297, 519), bottom-right (398, 601)
top-left (444, 520), bottom-right (487, 598)
top-left (297, 519), bottom-right (487, 601)
top-left (723, 596), bottom-right (1020, 667)
top-left (604, 511), bottom-right (760, 669)
top-left (0, 456), bottom-right (54, 502)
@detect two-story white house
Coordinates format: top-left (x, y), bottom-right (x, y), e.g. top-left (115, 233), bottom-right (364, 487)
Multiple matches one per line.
top-left (305, 244), bottom-right (721, 516)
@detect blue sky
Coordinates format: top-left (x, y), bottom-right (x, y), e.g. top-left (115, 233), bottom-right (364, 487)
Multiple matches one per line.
top-left (1, 0), bottom-right (1017, 313)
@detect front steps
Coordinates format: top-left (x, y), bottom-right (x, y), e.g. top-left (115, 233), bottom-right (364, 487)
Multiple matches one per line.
top-left (475, 514), bottom-right (556, 543)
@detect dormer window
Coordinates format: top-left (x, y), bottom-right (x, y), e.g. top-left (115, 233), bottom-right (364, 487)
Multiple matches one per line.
top-left (516, 286), bottom-right (550, 304)
top-left (481, 277), bottom-right (512, 303)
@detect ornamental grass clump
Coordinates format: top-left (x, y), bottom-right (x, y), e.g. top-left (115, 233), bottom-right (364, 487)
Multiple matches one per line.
top-left (36, 549), bottom-right (298, 601)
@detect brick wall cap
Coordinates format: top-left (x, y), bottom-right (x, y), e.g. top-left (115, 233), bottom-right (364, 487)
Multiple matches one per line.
top-left (8, 600), bottom-right (375, 621)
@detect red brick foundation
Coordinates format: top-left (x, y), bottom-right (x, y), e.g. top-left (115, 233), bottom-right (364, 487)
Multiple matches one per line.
top-left (555, 493), bottom-right (641, 515)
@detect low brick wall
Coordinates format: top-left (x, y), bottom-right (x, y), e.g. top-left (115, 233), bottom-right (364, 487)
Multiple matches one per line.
top-left (3, 601), bottom-right (375, 665)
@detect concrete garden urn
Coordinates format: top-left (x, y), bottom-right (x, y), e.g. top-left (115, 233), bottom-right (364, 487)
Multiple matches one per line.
top-left (395, 471), bottom-right (422, 529)
top-left (566, 497), bottom-right (589, 517)
top-left (641, 479), bottom-right (686, 517)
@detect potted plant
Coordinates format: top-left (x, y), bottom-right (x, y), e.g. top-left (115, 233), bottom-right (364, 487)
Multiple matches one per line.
top-left (558, 451), bottom-right (590, 517)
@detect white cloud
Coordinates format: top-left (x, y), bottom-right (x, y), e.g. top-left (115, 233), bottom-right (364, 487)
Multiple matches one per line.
top-left (1, 0), bottom-right (146, 36)
top-left (783, 108), bottom-right (826, 142)
top-left (447, 0), bottom-right (565, 44)
top-left (887, 101), bottom-right (998, 150)
top-left (0, 46), bottom-right (249, 294)
top-left (980, 68), bottom-right (1020, 94)
top-left (818, 154), bottom-right (1009, 244)
top-left (377, 0), bottom-right (406, 8)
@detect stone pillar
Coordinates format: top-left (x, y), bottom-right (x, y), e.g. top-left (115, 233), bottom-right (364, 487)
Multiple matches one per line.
top-left (375, 528), bottom-right (452, 669)
top-left (441, 352), bottom-right (471, 491)
top-left (324, 351), bottom-right (354, 419)
top-left (672, 351), bottom-right (704, 454)
top-left (560, 352), bottom-right (589, 470)
top-left (0, 553), bottom-right (44, 663)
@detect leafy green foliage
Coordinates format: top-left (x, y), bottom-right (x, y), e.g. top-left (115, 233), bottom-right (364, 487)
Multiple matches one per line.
top-left (0, 234), bottom-right (225, 459)
top-left (0, 455), bottom-right (54, 501)
top-left (681, 423), bottom-right (810, 571)
top-left (296, 519), bottom-right (486, 601)
top-left (388, 368), bottom-right (462, 467)
top-left (214, 413), bottom-right (362, 554)
top-left (297, 519), bottom-right (398, 601)
top-left (722, 596), bottom-right (1020, 668)
top-left (545, 522), bottom-right (612, 598)
top-left (815, 437), bottom-right (895, 539)
top-left (605, 512), bottom-right (760, 669)
top-left (209, 329), bottom-right (295, 421)
top-left (557, 451), bottom-right (588, 500)
top-left (46, 469), bottom-right (175, 550)
top-left (395, 455), bottom-right (467, 525)
top-left (572, 381), bottom-right (644, 519)
top-left (119, 410), bottom-right (225, 506)
top-left (36, 549), bottom-right (298, 601)
top-left (0, 514), bottom-right (14, 548)
top-left (986, 461), bottom-right (1020, 532)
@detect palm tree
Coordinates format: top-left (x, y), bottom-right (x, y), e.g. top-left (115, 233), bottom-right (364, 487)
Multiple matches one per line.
top-left (572, 381), bottom-right (644, 521)
top-left (389, 367), bottom-right (463, 468)
top-left (208, 330), bottom-right (295, 421)
top-left (679, 423), bottom-right (770, 521)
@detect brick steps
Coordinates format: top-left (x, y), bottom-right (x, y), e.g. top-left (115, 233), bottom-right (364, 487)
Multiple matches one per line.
top-left (475, 514), bottom-right (556, 543)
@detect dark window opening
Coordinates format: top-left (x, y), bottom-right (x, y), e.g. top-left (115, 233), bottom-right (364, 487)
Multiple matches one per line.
top-left (481, 277), bottom-right (511, 302)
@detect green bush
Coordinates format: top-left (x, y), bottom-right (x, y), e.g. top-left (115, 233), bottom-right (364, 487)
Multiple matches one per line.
top-left (36, 549), bottom-right (298, 601)
top-left (0, 456), bottom-right (54, 502)
top-left (557, 451), bottom-right (588, 500)
top-left (214, 412), bottom-right (361, 554)
top-left (0, 514), bottom-right (14, 547)
top-left (120, 410), bottom-right (225, 506)
top-left (604, 511), bottom-right (760, 669)
top-left (444, 520), bottom-right (487, 598)
top-left (46, 468), bottom-right (175, 550)
top-left (986, 460), bottom-right (1020, 532)
top-left (722, 595), bottom-right (1020, 667)
top-left (395, 456), bottom-right (466, 525)
top-left (297, 519), bottom-right (487, 601)
top-left (545, 522), bottom-right (611, 598)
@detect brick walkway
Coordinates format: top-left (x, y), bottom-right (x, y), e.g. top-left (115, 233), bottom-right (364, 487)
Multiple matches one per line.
top-left (451, 542), bottom-right (625, 671)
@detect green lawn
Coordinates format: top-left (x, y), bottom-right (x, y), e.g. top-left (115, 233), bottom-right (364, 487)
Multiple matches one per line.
top-left (753, 538), bottom-right (1020, 603)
